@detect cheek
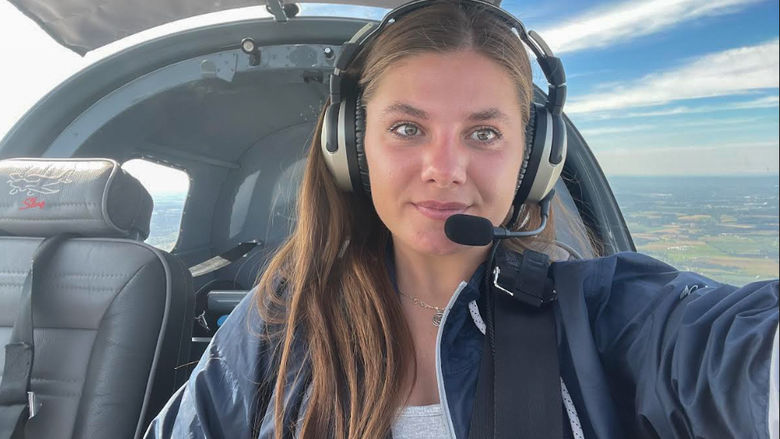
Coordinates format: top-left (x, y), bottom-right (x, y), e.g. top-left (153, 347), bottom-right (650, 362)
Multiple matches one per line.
top-left (364, 133), bottom-right (401, 217)
top-left (363, 121), bottom-right (387, 175)
top-left (364, 130), bottom-right (417, 192)
top-left (476, 152), bottom-right (524, 215)
top-left (364, 133), bottom-right (388, 190)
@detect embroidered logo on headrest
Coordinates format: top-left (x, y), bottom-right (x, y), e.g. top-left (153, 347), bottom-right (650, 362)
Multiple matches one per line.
top-left (7, 168), bottom-right (74, 196)
top-left (19, 197), bottom-right (46, 210)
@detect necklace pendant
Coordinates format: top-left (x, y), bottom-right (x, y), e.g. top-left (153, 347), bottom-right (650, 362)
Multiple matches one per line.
top-left (432, 310), bottom-right (443, 327)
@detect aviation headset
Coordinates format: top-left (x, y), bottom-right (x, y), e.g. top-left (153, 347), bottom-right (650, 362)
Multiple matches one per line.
top-left (320, 0), bottom-right (567, 228)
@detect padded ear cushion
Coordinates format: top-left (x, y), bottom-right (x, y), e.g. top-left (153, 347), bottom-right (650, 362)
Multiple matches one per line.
top-left (507, 102), bottom-right (537, 229)
top-left (519, 103), bottom-right (537, 191)
top-left (354, 92), bottom-right (371, 195)
top-left (507, 103), bottom-right (539, 228)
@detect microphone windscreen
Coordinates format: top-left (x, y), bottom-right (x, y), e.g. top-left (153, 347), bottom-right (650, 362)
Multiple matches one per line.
top-left (444, 214), bottom-right (494, 246)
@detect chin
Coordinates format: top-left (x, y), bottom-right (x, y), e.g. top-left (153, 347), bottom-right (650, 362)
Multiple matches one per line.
top-left (405, 232), bottom-right (469, 256)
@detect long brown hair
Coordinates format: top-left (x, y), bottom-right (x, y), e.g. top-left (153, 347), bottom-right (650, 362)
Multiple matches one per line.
top-left (254, 2), bottom-right (593, 437)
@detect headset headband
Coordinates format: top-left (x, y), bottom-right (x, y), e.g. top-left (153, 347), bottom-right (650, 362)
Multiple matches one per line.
top-left (328, 0), bottom-right (567, 119)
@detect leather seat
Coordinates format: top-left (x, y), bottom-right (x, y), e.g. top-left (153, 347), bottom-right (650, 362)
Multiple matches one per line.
top-left (0, 158), bottom-right (193, 438)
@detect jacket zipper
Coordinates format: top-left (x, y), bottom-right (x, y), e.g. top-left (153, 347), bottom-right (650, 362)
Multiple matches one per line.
top-left (435, 281), bottom-right (469, 438)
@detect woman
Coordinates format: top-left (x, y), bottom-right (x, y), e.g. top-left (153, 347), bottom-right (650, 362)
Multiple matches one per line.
top-left (146, 1), bottom-right (779, 438)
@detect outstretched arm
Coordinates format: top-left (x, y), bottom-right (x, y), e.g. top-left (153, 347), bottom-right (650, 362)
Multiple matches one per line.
top-left (566, 252), bottom-right (779, 438)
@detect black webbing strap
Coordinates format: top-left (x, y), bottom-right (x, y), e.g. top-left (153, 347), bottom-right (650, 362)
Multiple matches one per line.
top-left (0, 234), bottom-right (72, 439)
top-left (468, 249), bottom-right (562, 439)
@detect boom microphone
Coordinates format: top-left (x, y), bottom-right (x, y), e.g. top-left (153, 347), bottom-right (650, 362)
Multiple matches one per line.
top-left (444, 213), bottom-right (551, 246)
top-left (444, 191), bottom-right (556, 246)
top-left (444, 214), bottom-right (495, 246)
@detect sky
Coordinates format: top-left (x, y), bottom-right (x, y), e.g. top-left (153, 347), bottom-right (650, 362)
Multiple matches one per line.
top-left (0, 0), bottom-right (778, 177)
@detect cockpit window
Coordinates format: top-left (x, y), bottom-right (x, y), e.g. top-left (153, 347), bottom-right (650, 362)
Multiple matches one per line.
top-left (122, 159), bottom-right (189, 251)
top-left (609, 175), bottom-right (779, 286)
top-left (297, 3), bottom-right (389, 20)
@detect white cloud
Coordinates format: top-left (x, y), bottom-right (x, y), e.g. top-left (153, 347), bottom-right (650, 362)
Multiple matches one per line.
top-left (579, 124), bottom-right (656, 136)
top-left (298, 4), bottom-right (388, 20)
top-left (579, 116), bottom-right (768, 137)
top-left (539, 0), bottom-right (762, 54)
top-left (566, 69), bottom-right (614, 79)
top-left (596, 141), bottom-right (780, 175)
top-left (567, 39), bottom-right (780, 114)
top-left (602, 140), bottom-right (778, 154)
top-left (579, 95), bottom-right (779, 120)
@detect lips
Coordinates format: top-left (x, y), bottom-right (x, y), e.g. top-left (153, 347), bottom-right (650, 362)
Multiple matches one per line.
top-left (413, 200), bottom-right (468, 220)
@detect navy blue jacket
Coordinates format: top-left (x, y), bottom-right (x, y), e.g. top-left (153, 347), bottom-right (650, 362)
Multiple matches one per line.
top-left (146, 252), bottom-right (779, 438)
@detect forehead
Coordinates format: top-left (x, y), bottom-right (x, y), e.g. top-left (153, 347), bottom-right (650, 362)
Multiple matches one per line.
top-left (365, 50), bottom-right (524, 119)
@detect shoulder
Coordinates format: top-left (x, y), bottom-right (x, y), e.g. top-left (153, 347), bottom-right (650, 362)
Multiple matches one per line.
top-left (207, 289), bottom-right (271, 372)
top-left (552, 251), bottom-right (717, 301)
top-left (552, 251), bottom-right (676, 280)
top-left (553, 250), bottom-right (778, 300)
top-left (550, 251), bottom-right (778, 356)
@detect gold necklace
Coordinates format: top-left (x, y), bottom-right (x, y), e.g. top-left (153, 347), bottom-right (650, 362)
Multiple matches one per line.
top-left (399, 291), bottom-right (446, 327)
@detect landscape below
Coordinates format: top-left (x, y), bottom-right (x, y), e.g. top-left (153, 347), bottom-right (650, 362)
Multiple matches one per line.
top-left (144, 175), bottom-right (779, 288)
top-left (611, 175), bottom-right (779, 286)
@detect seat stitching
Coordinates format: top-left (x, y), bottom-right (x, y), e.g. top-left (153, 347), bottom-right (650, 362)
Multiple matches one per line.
top-left (32, 377), bottom-right (82, 384)
top-left (29, 389), bottom-right (83, 398)
top-left (49, 284), bottom-right (118, 293)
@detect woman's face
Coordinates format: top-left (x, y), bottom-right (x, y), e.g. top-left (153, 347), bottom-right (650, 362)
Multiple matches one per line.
top-left (364, 49), bottom-right (527, 256)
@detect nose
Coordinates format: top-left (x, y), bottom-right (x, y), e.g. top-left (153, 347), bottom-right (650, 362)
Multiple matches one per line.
top-left (420, 133), bottom-right (467, 187)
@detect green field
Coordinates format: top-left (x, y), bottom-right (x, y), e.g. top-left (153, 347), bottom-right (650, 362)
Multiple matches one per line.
top-left (611, 176), bottom-right (779, 286)
top-left (141, 176), bottom-right (779, 287)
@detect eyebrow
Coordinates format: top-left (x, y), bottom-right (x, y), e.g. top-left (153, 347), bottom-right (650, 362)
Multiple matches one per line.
top-left (467, 108), bottom-right (510, 123)
top-left (381, 102), bottom-right (510, 122)
top-left (382, 102), bottom-right (429, 119)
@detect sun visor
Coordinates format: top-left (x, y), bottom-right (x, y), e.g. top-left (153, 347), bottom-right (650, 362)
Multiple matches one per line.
top-left (0, 158), bottom-right (153, 239)
top-left (7, 0), bottom-right (476, 55)
top-left (9, 0), bottom-right (263, 55)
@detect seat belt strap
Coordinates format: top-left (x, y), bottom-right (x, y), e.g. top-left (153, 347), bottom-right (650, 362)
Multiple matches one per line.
top-left (0, 234), bottom-right (72, 439)
top-left (188, 240), bottom-right (260, 278)
top-left (494, 291), bottom-right (562, 438)
top-left (190, 241), bottom-right (261, 331)
top-left (468, 249), bottom-right (563, 439)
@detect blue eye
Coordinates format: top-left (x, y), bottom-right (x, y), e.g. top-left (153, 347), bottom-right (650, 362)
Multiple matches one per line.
top-left (470, 128), bottom-right (500, 143)
top-left (390, 123), bottom-right (421, 137)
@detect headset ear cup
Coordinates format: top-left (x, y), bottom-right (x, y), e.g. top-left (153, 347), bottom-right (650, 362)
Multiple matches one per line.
top-left (354, 93), bottom-right (371, 195)
top-left (320, 100), bottom-right (355, 191)
top-left (518, 102), bottom-right (566, 205)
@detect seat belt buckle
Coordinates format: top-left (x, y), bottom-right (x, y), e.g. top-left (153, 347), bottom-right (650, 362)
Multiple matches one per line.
top-left (27, 391), bottom-right (40, 418)
top-left (194, 310), bottom-right (210, 331)
top-left (492, 266), bottom-right (515, 297)
top-left (492, 265), bottom-right (557, 308)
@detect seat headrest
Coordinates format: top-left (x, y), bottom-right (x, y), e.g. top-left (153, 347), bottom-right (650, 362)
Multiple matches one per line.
top-left (0, 158), bottom-right (153, 239)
